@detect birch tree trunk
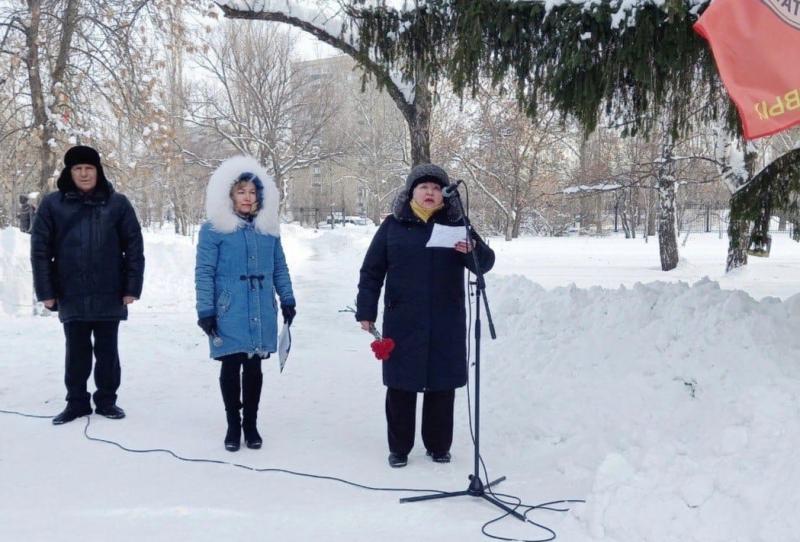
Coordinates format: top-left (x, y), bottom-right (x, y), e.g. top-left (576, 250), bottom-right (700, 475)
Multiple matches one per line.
top-left (656, 133), bottom-right (679, 271)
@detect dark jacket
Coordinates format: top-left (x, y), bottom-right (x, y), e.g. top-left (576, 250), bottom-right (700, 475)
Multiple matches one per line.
top-left (30, 172), bottom-right (144, 323)
top-left (356, 193), bottom-right (495, 392)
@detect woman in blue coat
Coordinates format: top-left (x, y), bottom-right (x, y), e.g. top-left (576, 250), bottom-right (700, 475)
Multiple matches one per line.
top-left (356, 164), bottom-right (495, 468)
top-left (195, 156), bottom-right (296, 452)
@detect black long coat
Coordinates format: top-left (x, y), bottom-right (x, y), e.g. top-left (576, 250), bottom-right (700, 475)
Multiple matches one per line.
top-left (356, 196), bottom-right (495, 392)
top-left (31, 174), bottom-right (144, 323)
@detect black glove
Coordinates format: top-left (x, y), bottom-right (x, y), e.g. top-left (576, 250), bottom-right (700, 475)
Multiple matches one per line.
top-left (197, 316), bottom-right (217, 336)
top-left (281, 304), bottom-right (296, 326)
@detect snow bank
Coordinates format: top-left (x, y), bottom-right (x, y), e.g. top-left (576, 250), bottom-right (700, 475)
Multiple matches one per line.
top-left (0, 228), bottom-right (35, 317)
top-left (483, 276), bottom-right (800, 542)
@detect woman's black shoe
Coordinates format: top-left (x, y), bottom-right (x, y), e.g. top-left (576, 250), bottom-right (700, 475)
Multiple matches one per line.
top-left (426, 450), bottom-right (451, 463)
top-left (224, 425), bottom-right (241, 451)
top-left (52, 404), bottom-right (93, 425)
top-left (243, 425), bottom-right (262, 449)
top-left (388, 452), bottom-right (408, 468)
top-left (224, 413), bottom-right (241, 452)
top-left (95, 405), bottom-right (126, 419)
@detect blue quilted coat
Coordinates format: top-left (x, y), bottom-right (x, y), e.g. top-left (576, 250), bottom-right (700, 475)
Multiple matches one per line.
top-left (194, 156), bottom-right (294, 359)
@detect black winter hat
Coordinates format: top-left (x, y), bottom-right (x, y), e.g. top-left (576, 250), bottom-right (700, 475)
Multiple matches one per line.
top-left (405, 163), bottom-right (450, 195)
top-left (56, 145), bottom-right (111, 194)
top-left (64, 145), bottom-right (102, 169)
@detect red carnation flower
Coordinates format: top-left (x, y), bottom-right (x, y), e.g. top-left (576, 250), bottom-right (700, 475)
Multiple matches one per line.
top-left (370, 337), bottom-right (395, 361)
top-left (368, 325), bottom-right (395, 361)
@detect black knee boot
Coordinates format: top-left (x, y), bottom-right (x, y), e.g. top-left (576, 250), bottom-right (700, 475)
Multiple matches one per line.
top-left (242, 367), bottom-right (263, 449)
top-left (219, 375), bottom-right (241, 452)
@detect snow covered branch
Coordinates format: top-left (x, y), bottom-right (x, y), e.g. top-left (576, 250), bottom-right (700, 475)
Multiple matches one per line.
top-left (216, 1), bottom-right (415, 114)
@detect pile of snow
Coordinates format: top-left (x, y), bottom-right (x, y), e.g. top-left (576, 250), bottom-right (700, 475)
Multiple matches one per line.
top-left (483, 276), bottom-right (800, 541)
top-left (0, 228), bottom-right (35, 317)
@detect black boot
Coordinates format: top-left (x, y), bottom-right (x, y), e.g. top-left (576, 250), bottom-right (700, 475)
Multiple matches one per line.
top-left (224, 411), bottom-right (241, 452)
top-left (388, 452), bottom-right (408, 468)
top-left (219, 376), bottom-right (241, 452)
top-left (95, 405), bottom-right (126, 419)
top-left (52, 403), bottom-right (93, 425)
top-left (426, 450), bottom-right (452, 463)
top-left (242, 369), bottom-right (263, 449)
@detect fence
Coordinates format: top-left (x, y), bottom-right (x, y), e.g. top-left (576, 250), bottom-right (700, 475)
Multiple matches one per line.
top-left (677, 204), bottom-right (727, 234)
top-left (572, 202), bottom-right (796, 237)
top-left (678, 204), bottom-right (796, 236)
top-left (291, 206), bottom-right (352, 228)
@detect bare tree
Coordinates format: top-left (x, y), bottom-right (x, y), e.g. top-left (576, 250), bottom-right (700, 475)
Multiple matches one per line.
top-left (186, 21), bottom-right (337, 210)
top-left (0, 41), bottom-right (37, 226)
top-left (217, 2), bottom-right (433, 166)
top-left (333, 68), bottom-right (410, 222)
top-left (443, 86), bottom-right (579, 241)
top-left (0, 1), bottom-right (170, 191)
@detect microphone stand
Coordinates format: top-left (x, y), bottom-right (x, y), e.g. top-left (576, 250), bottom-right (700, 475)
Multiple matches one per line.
top-left (399, 185), bottom-right (525, 522)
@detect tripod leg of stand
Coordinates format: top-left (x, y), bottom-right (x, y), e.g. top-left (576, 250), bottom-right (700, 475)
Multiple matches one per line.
top-left (471, 475), bottom-right (526, 520)
top-left (400, 490), bottom-right (470, 503)
top-left (485, 476), bottom-right (506, 490)
top-left (400, 474), bottom-right (526, 521)
top-left (400, 484), bottom-right (526, 521)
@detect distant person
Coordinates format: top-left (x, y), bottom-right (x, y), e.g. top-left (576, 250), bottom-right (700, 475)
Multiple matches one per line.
top-left (17, 194), bottom-right (35, 233)
top-left (355, 164), bottom-right (495, 468)
top-left (195, 156), bottom-right (296, 452)
top-left (30, 145), bottom-right (144, 425)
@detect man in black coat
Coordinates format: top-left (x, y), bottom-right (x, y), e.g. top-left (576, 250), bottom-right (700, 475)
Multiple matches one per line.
top-left (31, 145), bottom-right (145, 425)
top-left (356, 163), bottom-right (495, 467)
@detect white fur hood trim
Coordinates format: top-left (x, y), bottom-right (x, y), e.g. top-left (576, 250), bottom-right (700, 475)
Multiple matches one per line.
top-left (205, 155), bottom-right (280, 237)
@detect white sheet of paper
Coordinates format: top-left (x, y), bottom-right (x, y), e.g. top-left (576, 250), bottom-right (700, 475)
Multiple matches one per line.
top-left (278, 323), bottom-right (291, 373)
top-left (425, 223), bottom-right (469, 248)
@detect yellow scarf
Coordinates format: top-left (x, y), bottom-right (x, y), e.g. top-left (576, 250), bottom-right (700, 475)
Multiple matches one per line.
top-left (410, 199), bottom-right (444, 223)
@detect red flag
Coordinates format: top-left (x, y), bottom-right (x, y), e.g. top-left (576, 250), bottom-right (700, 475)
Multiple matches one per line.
top-left (695, 0), bottom-right (800, 139)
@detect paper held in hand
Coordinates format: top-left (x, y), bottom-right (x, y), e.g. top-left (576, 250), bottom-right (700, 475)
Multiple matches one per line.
top-left (278, 323), bottom-right (291, 373)
top-left (425, 223), bottom-right (469, 248)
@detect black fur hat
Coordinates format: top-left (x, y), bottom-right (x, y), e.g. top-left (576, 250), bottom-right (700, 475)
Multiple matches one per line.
top-left (64, 145), bottom-right (102, 169)
top-left (392, 163), bottom-right (462, 223)
top-left (56, 145), bottom-right (111, 193)
top-left (405, 163), bottom-right (450, 195)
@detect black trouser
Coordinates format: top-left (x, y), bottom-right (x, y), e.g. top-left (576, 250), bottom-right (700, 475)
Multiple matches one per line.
top-left (385, 387), bottom-right (455, 456)
top-left (218, 353), bottom-right (263, 424)
top-left (63, 321), bottom-right (121, 409)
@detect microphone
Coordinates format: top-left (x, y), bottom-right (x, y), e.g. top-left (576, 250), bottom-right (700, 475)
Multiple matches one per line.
top-left (442, 179), bottom-right (463, 198)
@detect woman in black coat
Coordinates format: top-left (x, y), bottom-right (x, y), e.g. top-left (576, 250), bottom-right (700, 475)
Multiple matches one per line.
top-left (356, 164), bottom-right (495, 468)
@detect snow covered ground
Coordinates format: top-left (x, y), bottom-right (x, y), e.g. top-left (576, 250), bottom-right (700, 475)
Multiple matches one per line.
top-left (1, 224), bottom-right (799, 542)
